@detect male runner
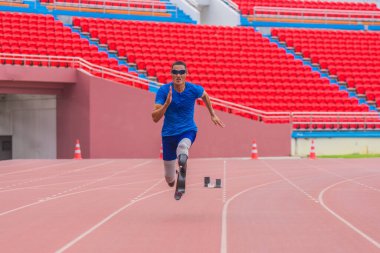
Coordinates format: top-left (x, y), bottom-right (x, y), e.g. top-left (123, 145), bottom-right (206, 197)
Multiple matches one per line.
top-left (152, 61), bottom-right (225, 200)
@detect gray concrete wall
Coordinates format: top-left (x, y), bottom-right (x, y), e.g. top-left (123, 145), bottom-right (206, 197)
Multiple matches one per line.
top-left (0, 95), bottom-right (11, 136)
top-left (0, 94), bottom-right (57, 159)
top-left (170, 0), bottom-right (201, 23)
top-left (170, 0), bottom-right (240, 25)
top-left (200, 0), bottom-right (240, 26)
top-left (0, 66), bottom-right (75, 159)
top-left (0, 136), bottom-right (12, 160)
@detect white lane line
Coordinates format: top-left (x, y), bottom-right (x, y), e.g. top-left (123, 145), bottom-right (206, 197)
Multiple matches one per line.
top-left (0, 160), bottom-right (78, 177)
top-left (55, 179), bottom-right (164, 253)
top-left (262, 161), bottom-right (319, 203)
top-left (52, 179), bottom-right (209, 252)
top-left (223, 160), bottom-right (227, 203)
top-left (0, 180), bottom-right (91, 193)
top-left (0, 161), bottom-right (151, 216)
top-left (220, 179), bottom-right (284, 253)
top-left (39, 161), bottom-right (152, 201)
top-left (4, 177), bottom-right (211, 251)
top-left (306, 163), bottom-right (380, 193)
top-left (2, 178), bottom-right (161, 211)
top-left (318, 175), bottom-right (380, 249)
top-left (37, 178), bottom-right (162, 203)
top-left (0, 160), bottom-right (114, 191)
top-left (0, 160), bottom-right (40, 168)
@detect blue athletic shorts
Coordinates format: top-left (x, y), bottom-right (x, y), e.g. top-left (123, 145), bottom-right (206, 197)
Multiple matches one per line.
top-left (162, 130), bottom-right (197, 161)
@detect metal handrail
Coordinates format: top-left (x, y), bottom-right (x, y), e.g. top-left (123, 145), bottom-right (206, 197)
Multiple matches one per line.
top-left (221, 0), bottom-right (239, 11)
top-left (0, 0), bottom-right (24, 2)
top-left (43, 0), bottom-right (178, 17)
top-left (0, 53), bottom-right (159, 89)
top-left (252, 6), bottom-right (380, 23)
top-left (1, 53), bottom-right (379, 125)
top-left (184, 0), bottom-right (199, 8)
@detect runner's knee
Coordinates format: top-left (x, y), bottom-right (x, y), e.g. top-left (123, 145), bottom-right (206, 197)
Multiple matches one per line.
top-left (176, 138), bottom-right (191, 157)
top-left (164, 160), bottom-right (176, 182)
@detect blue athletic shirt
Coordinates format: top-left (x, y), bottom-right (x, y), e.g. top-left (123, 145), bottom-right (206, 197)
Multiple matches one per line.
top-left (155, 82), bottom-right (204, 137)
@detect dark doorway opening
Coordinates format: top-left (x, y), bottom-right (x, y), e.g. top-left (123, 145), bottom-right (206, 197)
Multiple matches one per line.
top-left (0, 136), bottom-right (12, 160)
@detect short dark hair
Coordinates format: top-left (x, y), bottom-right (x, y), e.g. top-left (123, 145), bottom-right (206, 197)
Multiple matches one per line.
top-left (171, 61), bottom-right (187, 71)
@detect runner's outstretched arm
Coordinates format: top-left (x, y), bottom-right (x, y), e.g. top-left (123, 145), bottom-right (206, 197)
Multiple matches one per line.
top-left (152, 86), bottom-right (172, 123)
top-left (201, 91), bottom-right (225, 128)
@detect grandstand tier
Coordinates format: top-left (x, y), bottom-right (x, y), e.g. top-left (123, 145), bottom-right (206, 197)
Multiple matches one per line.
top-left (72, 17), bottom-right (370, 115)
top-left (38, 0), bottom-right (184, 20)
top-left (1, 10), bottom-right (380, 130)
top-left (0, 12), bottom-right (144, 84)
top-left (272, 28), bottom-right (380, 109)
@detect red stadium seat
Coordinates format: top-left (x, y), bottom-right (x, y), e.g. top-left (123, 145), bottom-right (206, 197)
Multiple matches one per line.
top-left (1, 12), bottom-right (377, 127)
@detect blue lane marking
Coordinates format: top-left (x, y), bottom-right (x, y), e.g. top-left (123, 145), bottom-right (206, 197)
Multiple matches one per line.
top-left (293, 130), bottom-right (380, 138)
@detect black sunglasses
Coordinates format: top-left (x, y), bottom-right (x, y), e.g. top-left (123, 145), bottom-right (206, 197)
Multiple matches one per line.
top-left (171, 70), bottom-right (186, 75)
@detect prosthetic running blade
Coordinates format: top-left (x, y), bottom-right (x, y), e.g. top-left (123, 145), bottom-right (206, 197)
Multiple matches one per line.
top-left (174, 167), bottom-right (186, 200)
top-left (174, 154), bottom-right (187, 200)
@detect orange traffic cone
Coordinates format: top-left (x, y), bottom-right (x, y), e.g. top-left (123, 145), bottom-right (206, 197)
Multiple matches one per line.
top-left (309, 139), bottom-right (316, 160)
top-left (74, 139), bottom-right (82, 159)
top-left (251, 140), bottom-right (258, 159)
top-left (159, 143), bottom-right (163, 159)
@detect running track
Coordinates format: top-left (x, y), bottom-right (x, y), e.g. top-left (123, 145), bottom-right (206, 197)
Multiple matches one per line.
top-left (0, 158), bottom-right (379, 253)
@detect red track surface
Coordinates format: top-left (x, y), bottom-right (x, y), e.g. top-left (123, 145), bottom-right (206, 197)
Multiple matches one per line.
top-left (0, 158), bottom-right (379, 253)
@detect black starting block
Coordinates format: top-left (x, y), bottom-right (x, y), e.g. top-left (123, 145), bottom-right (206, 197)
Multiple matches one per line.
top-left (204, 177), bottom-right (210, 187)
top-left (204, 177), bottom-right (222, 188)
top-left (215, 179), bottom-right (222, 188)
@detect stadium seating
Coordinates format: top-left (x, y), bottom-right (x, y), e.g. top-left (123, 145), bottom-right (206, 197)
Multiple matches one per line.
top-left (73, 17), bottom-right (372, 119)
top-left (272, 28), bottom-right (380, 109)
top-left (0, 12), bottom-right (133, 72)
top-left (234, 0), bottom-right (380, 16)
top-left (0, 11), bottom-right (148, 90)
top-left (1, 11), bottom-right (378, 129)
